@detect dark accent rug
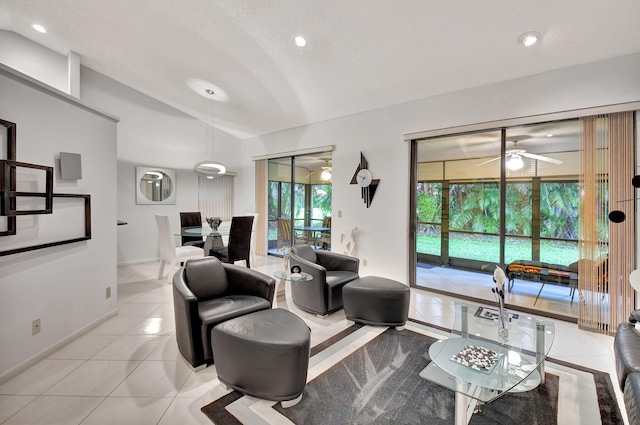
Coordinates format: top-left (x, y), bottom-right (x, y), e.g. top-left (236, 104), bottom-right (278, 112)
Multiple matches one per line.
top-left (202, 325), bottom-right (622, 425)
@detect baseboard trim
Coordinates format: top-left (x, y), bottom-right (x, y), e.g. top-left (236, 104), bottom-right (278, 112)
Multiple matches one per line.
top-left (0, 308), bottom-right (118, 385)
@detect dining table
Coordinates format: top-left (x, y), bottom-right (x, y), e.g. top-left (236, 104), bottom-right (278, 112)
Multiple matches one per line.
top-left (175, 226), bottom-right (230, 254)
top-left (293, 225), bottom-right (330, 246)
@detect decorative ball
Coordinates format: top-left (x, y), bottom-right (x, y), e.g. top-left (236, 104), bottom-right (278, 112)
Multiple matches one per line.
top-left (608, 210), bottom-right (626, 223)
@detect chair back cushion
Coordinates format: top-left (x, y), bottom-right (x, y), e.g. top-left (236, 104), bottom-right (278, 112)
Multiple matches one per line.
top-left (184, 257), bottom-right (228, 299)
top-left (155, 214), bottom-right (176, 262)
top-left (227, 216), bottom-right (254, 262)
top-left (291, 244), bottom-right (317, 264)
top-left (180, 212), bottom-right (203, 246)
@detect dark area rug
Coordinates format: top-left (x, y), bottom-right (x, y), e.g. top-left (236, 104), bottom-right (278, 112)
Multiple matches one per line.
top-left (202, 326), bottom-right (622, 425)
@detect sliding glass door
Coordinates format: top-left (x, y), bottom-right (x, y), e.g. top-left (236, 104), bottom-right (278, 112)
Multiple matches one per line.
top-left (267, 152), bottom-right (332, 256)
top-left (413, 120), bottom-right (583, 318)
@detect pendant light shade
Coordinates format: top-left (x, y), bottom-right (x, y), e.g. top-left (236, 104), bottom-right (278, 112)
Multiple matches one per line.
top-left (195, 89), bottom-right (226, 178)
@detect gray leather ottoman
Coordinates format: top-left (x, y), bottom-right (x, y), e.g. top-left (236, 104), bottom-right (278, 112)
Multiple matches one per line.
top-left (211, 308), bottom-right (310, 407)
top-left (342, 276), bottom-right (410, 329)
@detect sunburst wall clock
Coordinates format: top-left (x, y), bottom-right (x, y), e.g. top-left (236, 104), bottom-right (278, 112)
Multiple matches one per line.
top-left (350, 152), bottom-right (380, 208)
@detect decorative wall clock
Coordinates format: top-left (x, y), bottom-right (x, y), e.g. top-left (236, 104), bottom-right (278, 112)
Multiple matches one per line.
top-left (350, 152), bottom-right (380, 207)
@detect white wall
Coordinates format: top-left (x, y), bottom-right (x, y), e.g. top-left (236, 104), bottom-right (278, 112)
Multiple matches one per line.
top-left (0, 66), bottom-right (118, 377)
top-left (0, 30), bottom-right (68, 93)
top-left (238, 53), bottom-right (640, 284)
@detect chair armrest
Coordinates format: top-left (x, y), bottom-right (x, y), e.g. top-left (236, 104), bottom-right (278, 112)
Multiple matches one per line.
top-left (289, 252), bottom-right (327, 284)
top-left (316, 250), bottom-right (360, 273)
top-left (224, 264), bottom-right (276, 304)
top-left (172, 268), bottom-right (205, 367)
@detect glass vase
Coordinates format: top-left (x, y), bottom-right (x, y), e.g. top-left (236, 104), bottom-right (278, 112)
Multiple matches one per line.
top-left (497, 301), bottom-right (509, 344)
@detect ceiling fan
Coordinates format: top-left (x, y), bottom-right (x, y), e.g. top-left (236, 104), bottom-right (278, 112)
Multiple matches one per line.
top-left (477, 142), bottom-right (563, 170)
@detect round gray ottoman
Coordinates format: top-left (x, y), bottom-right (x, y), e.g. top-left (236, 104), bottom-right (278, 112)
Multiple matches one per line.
top-left (211, 308), bottom-right (310, 407)
top-left (342, 276), bottom-right (410, 329)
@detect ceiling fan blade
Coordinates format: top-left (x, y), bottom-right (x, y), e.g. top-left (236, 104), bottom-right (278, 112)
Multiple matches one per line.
top-left (476, 156), bottom-right (501, 166)
top-left (520, 152), bottom-right (563, 164)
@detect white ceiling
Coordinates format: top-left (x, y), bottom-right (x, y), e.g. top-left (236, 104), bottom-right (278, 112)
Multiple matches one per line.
top-left (2, 0), bottom-right (640, 140)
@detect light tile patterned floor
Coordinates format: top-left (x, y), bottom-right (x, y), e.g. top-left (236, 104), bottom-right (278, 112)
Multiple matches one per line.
top-left (0, 256), bottom-right (627, 424)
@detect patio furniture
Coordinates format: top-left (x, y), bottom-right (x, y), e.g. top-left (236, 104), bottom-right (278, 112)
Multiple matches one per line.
top-left (289, 244), bottom-right (359, 316)
top-left (172, 256), bottom-right (275, 367)
top-left (212, 308), bottom-right (310, 407)
top-left (505, 259), bottom-right (578, 304)
top-left (342, 276), bottom-right (410, 329)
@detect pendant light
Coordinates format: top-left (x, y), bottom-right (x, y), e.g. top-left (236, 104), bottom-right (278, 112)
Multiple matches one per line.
top-left (194, 89), bottom-right (226, 178)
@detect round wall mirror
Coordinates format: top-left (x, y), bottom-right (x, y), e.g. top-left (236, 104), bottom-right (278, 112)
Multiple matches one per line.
top-left (136, 166), bottom-right (177, 204)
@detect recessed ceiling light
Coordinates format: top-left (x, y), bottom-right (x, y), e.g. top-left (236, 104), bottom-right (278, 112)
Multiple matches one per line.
top-left (518, 31), bottom-right (540, 47)
top-left (294, 36), bottom-right (307, 47)
top-left (546, 133), bottom-right (554, 138)
top-left (32, 24), bottom-right (47, 33)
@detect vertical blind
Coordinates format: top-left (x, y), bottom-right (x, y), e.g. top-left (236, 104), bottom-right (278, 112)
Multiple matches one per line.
top-left (198, 175), bottom-right (234, 221)
top-left (254, 159), bottom-right (268, 256)
top-left (578, 111), bottom-right (635, 335)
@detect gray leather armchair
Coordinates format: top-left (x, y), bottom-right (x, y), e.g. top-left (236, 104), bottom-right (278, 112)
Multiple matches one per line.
top-left (172, 256), bottom-right (275, 368)
top-left (289, 244), bottom-right (359, 316)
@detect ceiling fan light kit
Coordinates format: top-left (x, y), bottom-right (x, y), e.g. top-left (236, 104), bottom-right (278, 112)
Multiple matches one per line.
top-left (506, 154), bottom-right (524, 171)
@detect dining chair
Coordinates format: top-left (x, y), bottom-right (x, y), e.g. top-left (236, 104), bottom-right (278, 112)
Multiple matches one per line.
top-left (245, 212), bottom-right (259, 266)
top-left (155, 214), bottom-right (204, 281)
top-left (209, 215), bottom-right (254, 268)
top-left (179, 211), bottom-right (205, 248)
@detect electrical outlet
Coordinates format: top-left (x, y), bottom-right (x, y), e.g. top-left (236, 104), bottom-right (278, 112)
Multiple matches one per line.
top-left (106, 287), bottom-right (111, 299)
top-left (32, 318), bottom-right (41, 335)
top-left (363, 259), bottom-right (368, 267)
top-left (338, 210), bottom-right (342, 218)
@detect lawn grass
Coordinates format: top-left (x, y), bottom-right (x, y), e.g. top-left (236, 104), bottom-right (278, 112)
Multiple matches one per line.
top-left (417, 233), bottom-right (578, 266)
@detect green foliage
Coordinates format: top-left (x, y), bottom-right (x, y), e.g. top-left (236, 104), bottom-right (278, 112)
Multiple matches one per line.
top-left (449, 182), bottom-right (500, 233)
top-left (417, 183), bottom-right (442, 223)
top-left (540, 182), bottom-right (579, 239)
top-left (312, 184), bottom-right (332, 219)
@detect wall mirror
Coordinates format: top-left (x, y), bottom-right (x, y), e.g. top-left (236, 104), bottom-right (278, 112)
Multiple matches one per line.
top-left (136, 166), bottom-right (176, 204)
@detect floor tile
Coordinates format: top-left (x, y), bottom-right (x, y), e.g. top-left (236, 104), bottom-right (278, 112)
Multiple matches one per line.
top-left (0, 360), bottom-right (83, 395)
top-left (80, 396), bottom-right (172, 425)
top-left (2, 395), bottom-right (103, 424)
top-left (47, 335), bottom-right (118, 360)
top-left (44, 360), bottom-right (140, 396)
top-left (110, 360), bottom-right (192, 397)
top-left (157, 397), bottom-right (216, 425)
top-left (87, 316), bottom-right (144, 336)
top-left (0, 395), bottom-right (36, 423)
top-left (91, 335), bottom-right (162, 360)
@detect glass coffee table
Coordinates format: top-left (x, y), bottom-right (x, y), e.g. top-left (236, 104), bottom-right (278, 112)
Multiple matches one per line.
top-left (419, 302), bottom-right (555, 425)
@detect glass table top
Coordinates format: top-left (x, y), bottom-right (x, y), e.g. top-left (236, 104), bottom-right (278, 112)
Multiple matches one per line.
top-left (273, 270), bottom-right (313, 282)
top-left (419, 302), bottom-right (555, 403)
top-left (174, 226), bottom-right (229, 237)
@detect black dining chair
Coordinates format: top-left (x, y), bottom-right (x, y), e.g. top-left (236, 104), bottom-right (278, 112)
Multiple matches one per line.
top-left (180, 212), bottom-right (205, 249)
top-left (209, 216), bottom-right (254, 268)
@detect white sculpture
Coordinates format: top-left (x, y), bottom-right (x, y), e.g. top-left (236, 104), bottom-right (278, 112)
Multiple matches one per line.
top-left (341, 226), bottom-right (358, 257)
